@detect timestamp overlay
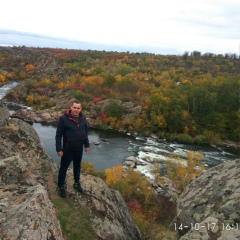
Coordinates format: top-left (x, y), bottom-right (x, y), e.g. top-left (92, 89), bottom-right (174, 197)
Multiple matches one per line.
top-left (174, 223), bottom-right (239, 231)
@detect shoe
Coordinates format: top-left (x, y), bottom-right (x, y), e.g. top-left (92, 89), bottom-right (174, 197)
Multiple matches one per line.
top-left (57, 186), bottom-right (66, 198)
top-left (73, 182), bottom-right (83, 193)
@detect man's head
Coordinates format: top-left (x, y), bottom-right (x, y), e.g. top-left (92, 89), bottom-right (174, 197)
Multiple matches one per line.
top-left (70, 100), bottom-right (82, 117)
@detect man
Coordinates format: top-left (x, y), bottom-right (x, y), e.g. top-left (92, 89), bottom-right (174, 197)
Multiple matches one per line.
top-left (55, 100), bottom-right (90, 198)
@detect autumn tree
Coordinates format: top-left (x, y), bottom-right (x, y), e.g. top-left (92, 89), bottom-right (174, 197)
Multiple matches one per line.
top-left (0, 73), bottom-right (5, 82)
top-left (116, 170), bottom-right (156, 210)
top-left (165, 151), bottom-right (204, 194)
top-left (26, 94), bottom-right (34, 105)
top-left (104, 165), bottom-right (123, 188)
top-left (26, 63), bottom-right (35, 71)
top-left (6, 72), bottom-right (14, 80)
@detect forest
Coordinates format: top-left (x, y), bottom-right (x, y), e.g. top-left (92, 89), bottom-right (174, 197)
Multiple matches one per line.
top-left (0, 47), bottom-right (239, 144)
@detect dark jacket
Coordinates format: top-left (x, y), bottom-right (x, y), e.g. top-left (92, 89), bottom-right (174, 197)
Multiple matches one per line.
top-left (55, 109), bottom-right (90, 152)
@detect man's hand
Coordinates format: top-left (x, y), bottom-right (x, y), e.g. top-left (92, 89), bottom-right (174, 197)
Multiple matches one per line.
top-left (85, 148), bottom-right (89, 153)
top-left (57, 151), bottom-right (63, 157)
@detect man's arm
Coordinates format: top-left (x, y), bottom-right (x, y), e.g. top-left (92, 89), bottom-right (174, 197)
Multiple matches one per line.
top-left (55, 117), bottom-right (64, 152)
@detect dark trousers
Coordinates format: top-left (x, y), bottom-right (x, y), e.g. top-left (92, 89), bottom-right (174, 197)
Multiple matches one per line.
top-left (58, 148), bottom-right (83, 187)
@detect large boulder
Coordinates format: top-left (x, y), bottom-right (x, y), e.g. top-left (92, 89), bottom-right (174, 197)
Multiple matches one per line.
top-left (2, 90), bottom-right (19, 103)
top-left (176, 158), bottom-right (240, 239)
top-left (0, 115), bottom-right (63, 239)
top-left (0, 172), bottom-right (63, 240)
top-left (67, 173), bottom-right (142, 240)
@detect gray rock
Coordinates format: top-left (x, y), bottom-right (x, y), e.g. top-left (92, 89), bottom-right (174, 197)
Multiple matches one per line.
top-left (176, 158), bottom-right (240, 239)
top-left (0, 183), bottom-right (63, 240)
top-left (0, 107), bottom-right (9, 127)
top-left (72, 174), bottom-right (142, 240)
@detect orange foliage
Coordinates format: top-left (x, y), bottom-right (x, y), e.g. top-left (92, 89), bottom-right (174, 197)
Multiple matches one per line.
top-left (26, 63), bottom-right (35, 71)
top-left (81, 69), bottom-right (92, 76)
top-left (43, 78), bottom-right (50, 84)
top-left (115, 74), bottom-right (122, 83)
top-left (81, 76), bottom-right (104, 86)
top-left (104, 165), bottom-right (123, 188)
top-left (106, 117), bottom-right (118, 129)
top-left (57, 82), bottom-right (65, 89)
top-left (118, 171), bottom-right (154, 204)
top-left (0, 73), bottom-right (5, 82)
top-left (6, 72), bottom-right (14, 79)
top-left (180, 79), bottom-right (191, 85)
top-left (182, 110), bottom-right (189, 119)
top-left (26, 94), bottom-right (34, 104)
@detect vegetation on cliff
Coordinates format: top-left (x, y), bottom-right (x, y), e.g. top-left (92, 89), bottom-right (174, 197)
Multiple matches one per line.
top-left (0, 46), bottom-right (239, 144)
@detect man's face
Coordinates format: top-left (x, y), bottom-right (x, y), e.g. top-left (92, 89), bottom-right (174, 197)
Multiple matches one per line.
top-left (70, 103), bottom-right (82, 117)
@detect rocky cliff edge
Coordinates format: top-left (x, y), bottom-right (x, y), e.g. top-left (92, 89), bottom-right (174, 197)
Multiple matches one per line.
top-left (176, 157), bottom-right (240, 240)
top-left (0, 106), bottom-right (141, 240)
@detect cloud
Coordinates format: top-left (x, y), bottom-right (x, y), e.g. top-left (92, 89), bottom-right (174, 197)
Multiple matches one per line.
top-left (0, 0), bottom-right (239, 55)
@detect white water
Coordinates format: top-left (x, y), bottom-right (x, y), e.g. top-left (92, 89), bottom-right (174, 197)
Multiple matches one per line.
top-left (0, 82), bottom-right (18, 99)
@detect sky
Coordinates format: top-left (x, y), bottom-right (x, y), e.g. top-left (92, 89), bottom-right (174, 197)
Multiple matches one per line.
top-left (0, 0), bottom-right (239, 55)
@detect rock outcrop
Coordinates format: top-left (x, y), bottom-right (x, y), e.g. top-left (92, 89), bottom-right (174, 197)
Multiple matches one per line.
top-left (0, 46), bottom-right (72, 81)
top-left (66, 174), bottom-right (141, 240)
top-left (0, 107), bottom-right (141, 240)
top-left (0, 113), bottom-right (63, 239)
top-left (6, 97), bottom-right (144, 129)
top-left (0, 106), bottom-right (9, 127)
top-left (176, 158), bottom-right (240, 240)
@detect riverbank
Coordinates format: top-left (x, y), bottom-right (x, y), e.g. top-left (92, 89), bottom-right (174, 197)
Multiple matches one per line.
top-left (213, 139), bottom-right (240, 156)
top-left (11, 106), bottom-right (240, 152)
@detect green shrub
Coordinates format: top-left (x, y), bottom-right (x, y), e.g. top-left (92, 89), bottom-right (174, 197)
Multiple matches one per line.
top-left (71, 90), bottom-right (86, 102)
top-left (194, 135), bottom-right (209, 144)
top-left (176, 134), bottom-right (194, 144)
top-left (105, 100), bottom-right (124, 119)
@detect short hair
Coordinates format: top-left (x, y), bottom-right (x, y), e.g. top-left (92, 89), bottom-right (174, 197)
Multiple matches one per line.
top-left (71, 99), bottom-right (81, 106)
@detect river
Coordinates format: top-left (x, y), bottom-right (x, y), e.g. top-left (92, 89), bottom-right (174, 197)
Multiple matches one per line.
top-left (0, 82), bottom-right (19, 99)
top-left (1, 82), bottom-right (239, 176)
top-left (32, 122), bottom-right (238, 176)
